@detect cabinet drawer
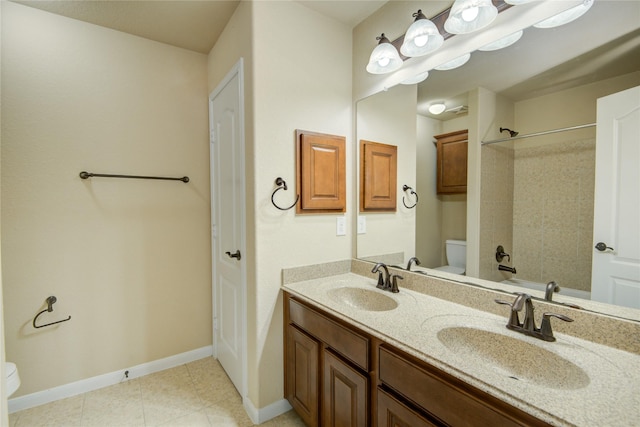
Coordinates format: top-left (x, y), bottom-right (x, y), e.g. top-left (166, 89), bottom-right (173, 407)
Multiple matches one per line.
top-left (379, 346), bottom-right (548, 427)
top-left (289, 298), bottom-right (369, 371)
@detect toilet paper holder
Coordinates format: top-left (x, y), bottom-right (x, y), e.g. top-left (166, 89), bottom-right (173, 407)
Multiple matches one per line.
top-left (33, 296), bottom-right (71, 329)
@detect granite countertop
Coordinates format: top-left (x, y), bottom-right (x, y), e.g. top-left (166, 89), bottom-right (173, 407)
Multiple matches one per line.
top-left (283, 273), bottom-right (640, 427)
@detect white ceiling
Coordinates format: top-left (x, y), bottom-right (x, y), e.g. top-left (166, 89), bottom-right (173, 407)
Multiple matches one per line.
top-left (12, 0), bottom-right (386, 54)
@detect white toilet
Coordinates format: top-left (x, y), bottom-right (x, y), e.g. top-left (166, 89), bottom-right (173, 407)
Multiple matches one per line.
top-left (6, 362), bottom-right (21, 397)
top-left (433, 240), bottom-right (466, 275)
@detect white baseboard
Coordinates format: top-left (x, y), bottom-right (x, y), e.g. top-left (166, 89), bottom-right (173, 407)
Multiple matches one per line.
top-left (8, 345), bottom-right (213, 414)
top-left (244, 396), bottom-right (292, 425)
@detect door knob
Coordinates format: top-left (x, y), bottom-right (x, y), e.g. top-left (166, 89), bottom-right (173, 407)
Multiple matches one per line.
top-left (594, 242), bottom-right (614, 252)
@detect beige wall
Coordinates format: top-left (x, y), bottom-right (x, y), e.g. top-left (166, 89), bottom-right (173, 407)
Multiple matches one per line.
top-left (207, 0), bottom-right (353, 409)
top-left (1, 2), bottom-right (211, 396)
top-left (357, 85), bottom-right (417, 264)
top-left (1, 1), bottom-right (7, 422)
top-left (416, 115), bottom-right (441, 267)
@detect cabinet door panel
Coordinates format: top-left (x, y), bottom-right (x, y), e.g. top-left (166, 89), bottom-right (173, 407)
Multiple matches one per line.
top-left (322, 349), bottom-right (368, 427)
top-left (286, 325), bottom-right (320, 427)
top-left (435, 130), bottom-right (468, 194)
top-left (377, 388), bottom-right (441, 427)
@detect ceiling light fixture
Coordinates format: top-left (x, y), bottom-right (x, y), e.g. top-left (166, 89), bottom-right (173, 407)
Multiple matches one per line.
top-left (434, 53), bottom-right (471, 71)
top-left (428, 103), bottom-right (447, 115)
top-left (534, 0), bottom-right (594, 29)
top-left (479, 30), bottom-right (524, 51)
top-left (400, 10), bottom-right (444, 57)
top-left (444, 0), bottom-right (498, 34)
top-left (366, 33), bottom-right (403, 74)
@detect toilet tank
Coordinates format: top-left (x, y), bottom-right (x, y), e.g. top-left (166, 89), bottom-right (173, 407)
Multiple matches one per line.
top-left (445, 239), bottom-right (467, 268)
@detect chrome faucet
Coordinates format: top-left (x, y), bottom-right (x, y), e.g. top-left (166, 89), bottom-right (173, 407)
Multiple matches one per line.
top-left (495, 293), bottom-right (573, 342)
top-left (545, 281), bottom-right (560, 301)
top-left (371, 263), bottom-right (401, 293)
top-left (406, 257), bottom-right (421, 271)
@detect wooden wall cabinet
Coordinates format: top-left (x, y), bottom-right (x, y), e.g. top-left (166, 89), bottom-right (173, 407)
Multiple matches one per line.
top-left (296, 130), bottom-right (346, 214)
top-left (435, 130), bottom-right (468, 194)
top-left (284, 291), bottom-right (552, 427)
top-left (360, 140), bottom-right (397, 211)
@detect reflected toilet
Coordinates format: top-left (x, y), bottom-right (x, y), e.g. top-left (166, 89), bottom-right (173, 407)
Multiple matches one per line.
top-left (433, 240), bottom-right (466, 275)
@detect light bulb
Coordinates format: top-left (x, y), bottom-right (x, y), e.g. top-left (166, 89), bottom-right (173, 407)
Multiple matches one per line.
top-left (413, 35), bottom-right (429, 47)
top-left (462, 6), bottom-right (479, 22)
top-left (378, 57), bottom-right (390, 67)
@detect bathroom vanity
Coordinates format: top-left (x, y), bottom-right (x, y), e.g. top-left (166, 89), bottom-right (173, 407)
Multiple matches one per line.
top-left (284, 292), bottom-right (546, 426)
top-left (282, 264), bottom-right (640, 427)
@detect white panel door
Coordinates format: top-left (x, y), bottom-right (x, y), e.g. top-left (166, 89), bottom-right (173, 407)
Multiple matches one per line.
top-left (591, 86), bottom-right (640, 309)
top-left (210, 62), bottom-right (245, 394)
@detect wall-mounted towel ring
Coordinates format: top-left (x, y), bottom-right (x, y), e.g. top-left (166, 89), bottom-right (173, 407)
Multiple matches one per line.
top-left (271, 177), bottom-right (299, 211)
top-left (402, 185), bottom-right (419, 209)
top-left (33, 296), bottom-right (71, 329)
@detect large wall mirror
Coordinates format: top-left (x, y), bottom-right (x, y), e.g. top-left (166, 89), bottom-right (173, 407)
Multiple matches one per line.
top-left (355, 0), bottom-right (640, 319)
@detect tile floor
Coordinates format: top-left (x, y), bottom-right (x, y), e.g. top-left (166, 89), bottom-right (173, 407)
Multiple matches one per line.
top-left (9, 357), bottom-right (305, 427)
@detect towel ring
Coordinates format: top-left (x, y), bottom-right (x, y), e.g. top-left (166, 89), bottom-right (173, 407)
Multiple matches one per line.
top-left (33, 296), bottom-right (71, 329)
top-left (271, 177), bottom-right (299, 211)
top-left (402, 185), bottom-right (418, 209)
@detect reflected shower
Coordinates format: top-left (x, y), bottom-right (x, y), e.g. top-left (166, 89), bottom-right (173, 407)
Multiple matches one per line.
top-left (500, 127), bottom-right (519, 137)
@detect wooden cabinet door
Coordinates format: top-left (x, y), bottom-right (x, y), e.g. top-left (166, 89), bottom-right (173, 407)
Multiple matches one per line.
top-left (296, 130), bottom-right (346, 213)
top-left (322, 349), bottom-right (369, 427)
top-left (377, 388), bottom-right (441, 427)
top-left (286, 325), bottom-right (320, 427)
top-left (435, 130), bottom-right (468, 194)
top-left (360, 140), bottom-right (398, 211)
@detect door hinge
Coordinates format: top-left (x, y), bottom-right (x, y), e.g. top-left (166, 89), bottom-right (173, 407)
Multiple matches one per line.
top-left (213, 317), bottom-right (218, 331)
top-left (210, 129), bottom-right (216, 144)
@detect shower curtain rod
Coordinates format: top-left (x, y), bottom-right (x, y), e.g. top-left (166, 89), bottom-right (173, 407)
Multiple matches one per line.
top-left (481, 123), bottom-right (596, 146)
top-left (79, 171), bottom-right (189, 183)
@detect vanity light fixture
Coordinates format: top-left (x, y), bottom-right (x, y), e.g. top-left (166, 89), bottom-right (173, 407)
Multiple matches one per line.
top-left (400, 10), bottom-right (444, 57)
top-left (434, 53), bottom-right (471, 71)
top-left (479, 30), bottom-right (524, 51)
top-left (428, 103), bottom-right (447, 115)
top-left (401, 70), bottom-right (430, 85)
top-left (444, 0), bottom-right (498, 34)
top-left (366, 33), bottom-right (403, 74)
top-left (533, 0), bottom-right (593, 29)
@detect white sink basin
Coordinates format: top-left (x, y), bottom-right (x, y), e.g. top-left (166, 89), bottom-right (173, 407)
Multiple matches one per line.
top-left (437, 326), bottom-right (590, 390)
top-left (329, 287), bottom-right (398, 312)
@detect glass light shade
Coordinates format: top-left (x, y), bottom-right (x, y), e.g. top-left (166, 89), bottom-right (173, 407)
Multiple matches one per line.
top-left (434, 53), bottom-right (471, 71)
top-left (534, 0), bottom-right (593, 29)
top-left (479, 30), bottom-right (523, 51)
top-left (401, 71), bottom-right (430, 85)
top-left (400, 11), bottom-right (444, 57)
top-left (428, 103), bottom-right (447, 115)
top-left (366, 34), bottom-right (403, 74)
top-left (444, 0), bottom-right (498, 34)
